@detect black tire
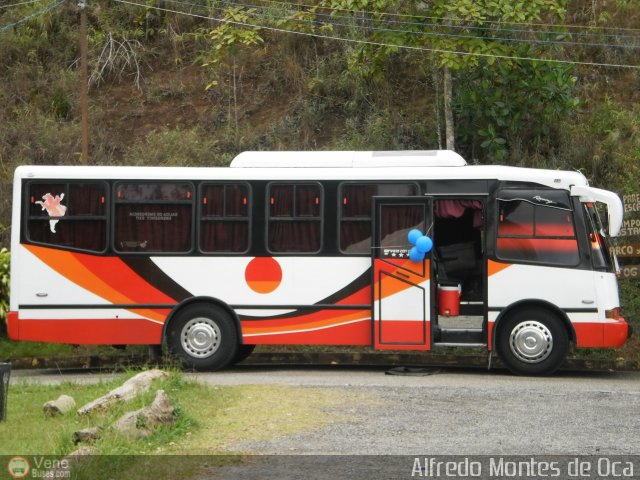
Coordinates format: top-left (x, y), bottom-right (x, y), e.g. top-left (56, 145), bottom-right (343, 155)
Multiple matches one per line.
top-left (232, 344), bottom-right (256, 365)
top-left (495, 307), bottom-right (569, 376)
top-left (166, 303), bottom-right (238, 371)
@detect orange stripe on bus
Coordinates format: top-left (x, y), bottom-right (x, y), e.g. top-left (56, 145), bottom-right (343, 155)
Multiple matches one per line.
top-left (373, 260), bottom-right (430, 301)
top-left (25, 245), bottom-right (177, 308)
top-left (242, 310), bottom-right (368, 334)
top-left (73, 252), bottom-right (177, 303)
top-left (26, 245), bottom-right (136, 304)
top-left (128, 308), bottom-right (170, 324)
top-left (488, 260), bottom-right (512, 276)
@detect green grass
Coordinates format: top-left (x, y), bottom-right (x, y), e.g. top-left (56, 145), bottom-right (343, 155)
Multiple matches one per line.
top-left (0, 338), bottom-right (147, 361)
top-left (0, 338), bottom-right (80, 359)
top-left (0, 370), bottom-right (351, 479)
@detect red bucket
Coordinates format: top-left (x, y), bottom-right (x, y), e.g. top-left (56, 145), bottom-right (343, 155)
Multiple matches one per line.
top-left (438, 284), bottom-right (461, 317)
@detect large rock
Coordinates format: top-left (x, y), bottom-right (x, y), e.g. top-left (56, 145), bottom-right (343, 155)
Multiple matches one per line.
top-left (77, 369), bottom-right (169, 415)
top-left (43, 395), bottom-right (76, 416)
top-left (72, 427), bottom-right (103, 445)
top-left (111, 390), bottom-right (177, 439)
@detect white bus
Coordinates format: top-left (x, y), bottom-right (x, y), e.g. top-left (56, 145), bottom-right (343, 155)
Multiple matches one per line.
top-left (7, 150), bottom-right (631, 375)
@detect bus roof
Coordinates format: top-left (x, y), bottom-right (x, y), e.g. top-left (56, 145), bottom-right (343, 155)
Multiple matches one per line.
top-left (230, 150), bottom-right (467, 168)
top-left (14, 151), bottom-right (589, 191)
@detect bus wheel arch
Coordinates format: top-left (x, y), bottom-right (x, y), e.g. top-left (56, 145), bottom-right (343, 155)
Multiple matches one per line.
top-left (163, 297), bottom-right (241, 371)
top-left (493, 301), bottom-right (573, 376)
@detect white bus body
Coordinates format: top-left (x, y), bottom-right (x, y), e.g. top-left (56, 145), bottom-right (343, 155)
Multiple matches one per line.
top-left (8, 151), bottom-right (631, 375)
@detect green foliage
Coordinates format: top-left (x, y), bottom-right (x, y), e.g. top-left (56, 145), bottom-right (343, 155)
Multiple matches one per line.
top-left (558, 99), bottom-right (640, 190)
top-left (122, 127), bottom-right (232, 167)
top-left (432, 0), bottom-right (568, 24)
top-left (203, 6), bottom-right (264, 90)
top-left (335, 109), bottom-right (438, 150)
top-left (455, 58), bottom-right (579, 162)
top-left (0, 249), bottom-right (8, 338)
top-left (616, 279), bottom-right (640, 367)
top-left (0, 338), bottom-right (148, 360)
top-left (325, 0), bottom-right (394, 8)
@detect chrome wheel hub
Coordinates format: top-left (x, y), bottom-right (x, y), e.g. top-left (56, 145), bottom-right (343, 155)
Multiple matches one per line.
top-left (181, 317), bottom-right (221, 358)
top-left (509, 320), bottom-right (553, 364)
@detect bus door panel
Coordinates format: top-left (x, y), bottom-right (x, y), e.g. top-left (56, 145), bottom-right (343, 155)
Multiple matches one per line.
top-left (372, 198), bottom-right (432, 350)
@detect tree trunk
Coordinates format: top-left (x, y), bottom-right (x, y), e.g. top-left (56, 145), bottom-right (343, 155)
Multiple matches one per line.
top-left (233, 56), bottom-right (239, 147)
top-left (443, 65), bottom-right (455, 151)
top-left (433, 71), bottom-right (442, 150)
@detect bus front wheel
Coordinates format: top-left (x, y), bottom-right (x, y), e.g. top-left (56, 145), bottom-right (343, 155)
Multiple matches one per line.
top-left (496, 307), bottom-right (569, 376)
top-left (167, 304), bottom-right (238, 371)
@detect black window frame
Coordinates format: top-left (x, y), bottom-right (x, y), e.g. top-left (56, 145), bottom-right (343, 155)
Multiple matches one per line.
top-left (198, 181), bottom-right (251, 254)
top-left (583, 202), bottom-right (616, 272)
top-left (266, 181), bottom-right (324, 254)
top-left (338, 181), bottom-right (420, 255)
top-left (24, 180), bottom-right (109, 254)
top-left (112, 180), bottom-right (195, 255)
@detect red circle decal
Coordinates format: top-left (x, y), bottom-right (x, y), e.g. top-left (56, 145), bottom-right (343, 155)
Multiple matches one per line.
top-left (245, 257), bottom-right (282, 294)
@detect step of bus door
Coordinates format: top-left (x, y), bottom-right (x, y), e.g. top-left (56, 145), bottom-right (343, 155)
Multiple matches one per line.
top-left (434, 328), bottom-right (485, 347)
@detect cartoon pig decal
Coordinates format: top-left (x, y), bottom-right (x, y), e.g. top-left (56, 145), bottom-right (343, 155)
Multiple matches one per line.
top-left (36, 193), bottom-right (67, 233)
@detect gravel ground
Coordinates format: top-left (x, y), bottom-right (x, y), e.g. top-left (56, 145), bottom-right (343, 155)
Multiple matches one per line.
top-left (195, 366), bottom-right (640, 479)
top-left (208, 368), bottom-right (640, 456)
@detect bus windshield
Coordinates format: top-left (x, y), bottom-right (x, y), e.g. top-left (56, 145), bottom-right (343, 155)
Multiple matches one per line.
top-left (584, 203), bottom-right (618, 273)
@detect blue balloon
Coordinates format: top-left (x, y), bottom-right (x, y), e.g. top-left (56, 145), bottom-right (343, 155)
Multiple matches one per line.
top-left (416, 235), bottom-right (433, 254)
top-left (407, 229), bottom-right (423, 246)
top-left (409, 246), bottom-right (425, 262)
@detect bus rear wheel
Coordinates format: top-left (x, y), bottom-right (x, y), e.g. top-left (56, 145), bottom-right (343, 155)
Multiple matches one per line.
top-left (167, 304), bottom-right (238, 371)
top-left (496, 307), bottom-right (569, 376)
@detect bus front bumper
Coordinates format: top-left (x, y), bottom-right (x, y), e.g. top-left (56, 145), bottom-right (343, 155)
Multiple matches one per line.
top-left (603, 315), bottom-right (631, 347)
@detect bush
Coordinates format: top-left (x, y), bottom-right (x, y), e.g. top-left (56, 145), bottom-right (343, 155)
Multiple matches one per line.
top-left (0, 248), bottom-right (9, 338)
top-left (121, 127), bottom-right (232, 167)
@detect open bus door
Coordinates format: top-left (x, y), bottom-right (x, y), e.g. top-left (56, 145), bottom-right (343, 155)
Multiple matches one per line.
top-left (372, 197), bottom-right (432, 351)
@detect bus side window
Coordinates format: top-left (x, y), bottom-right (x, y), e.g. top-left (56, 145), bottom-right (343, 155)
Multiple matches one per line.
top-left (339, 183), bottom-right (418, 254)
top-left (26, 182), bottom-right (107, 252)
top-left (267, 183), bottom-right (322, 253)
top-left (200, 183), bottom-right (250, 253)
top-left (114, 182), bottom-right (193, 253)
top-left (497, 199), bottom-right (579, 266)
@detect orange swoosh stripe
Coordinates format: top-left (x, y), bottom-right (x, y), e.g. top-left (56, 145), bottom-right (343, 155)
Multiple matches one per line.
top-left (373, 261), bottom-right (430, 301)
top-left (129, 308), bottom-right (170, 323)
top-left (488, 259), bottom-right (513, 276)
top-left (243, 311), bottom-right (368, 335)
top-left (26, 245), bottom-right (136, 305)
top-left (25, 245), bottom-right (176, 324)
